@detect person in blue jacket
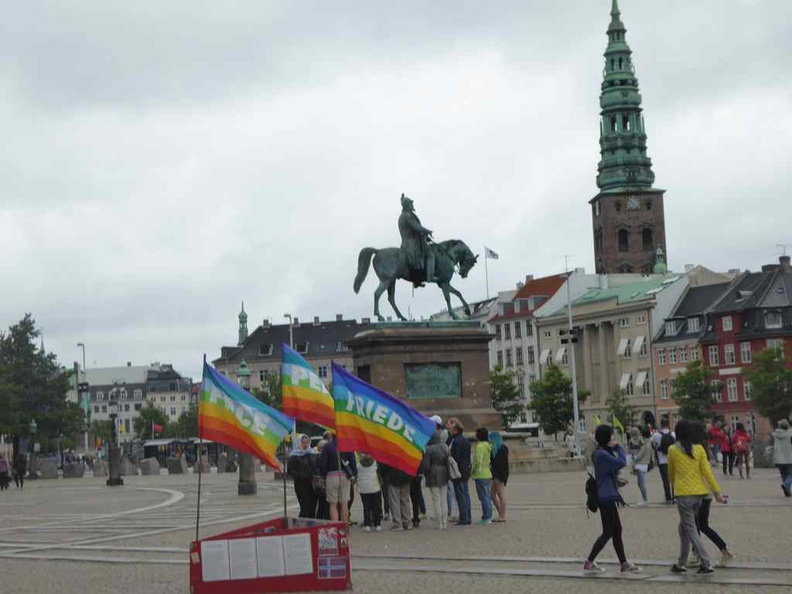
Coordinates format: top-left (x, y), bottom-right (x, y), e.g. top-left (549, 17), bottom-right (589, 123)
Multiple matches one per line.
top-left (584, 424), bottom-right (641, 573)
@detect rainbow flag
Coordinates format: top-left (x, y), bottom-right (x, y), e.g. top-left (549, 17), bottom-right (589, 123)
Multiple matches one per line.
top-left (281, 344), bottom-right (335, 428)
top-left (331, 362), bottom-right (435, 476)
top-left (199, 360), bottom-right (293, 470)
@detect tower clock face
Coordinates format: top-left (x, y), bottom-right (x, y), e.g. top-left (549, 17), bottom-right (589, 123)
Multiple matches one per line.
top-left (627, 197), bottom-right (641, 210)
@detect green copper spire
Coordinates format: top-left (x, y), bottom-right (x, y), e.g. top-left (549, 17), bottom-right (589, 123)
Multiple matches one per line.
top-left (653, 245), bottom-right (667, 274)
top-left (237, 301), bottom-right (248, 346)
top-left (597, 0), bottom-right (656, 190)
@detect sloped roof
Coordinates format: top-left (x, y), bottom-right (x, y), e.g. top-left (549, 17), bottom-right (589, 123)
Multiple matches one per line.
top-left (672, 283), bottom-right (732, 317)
top-left (489, 273), bottom-right (568, 321)
top-left (572, 276), bottom-right (681, 307)
top-left (84, 366), bottom-right (150, 387)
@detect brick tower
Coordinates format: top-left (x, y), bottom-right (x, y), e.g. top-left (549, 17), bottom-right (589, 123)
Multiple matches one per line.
top-left (590, 0), bottom-right (667, 274)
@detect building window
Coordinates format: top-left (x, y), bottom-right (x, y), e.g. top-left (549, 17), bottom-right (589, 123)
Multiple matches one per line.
top-left (170, 407), bottom-right (177, 416)
top-left (660, 380), bottom-right (669, 400)
top-left (642, 374), bottom-right (651, 395)
top-left (169, 395), bottom-right (176, 402)
top-left (514, 322), bottom-right (522, 339)
top-left (727, 378), bottom-right (738, 402)
top-left (529, 374), bottom-right (537, 386)
top-left (639, 339), bottom-right (648, 358)
top-left (495, 325), bottom-right (502, 341)
top-left (722, 316), bottom-right (733, 332)
top-left (101, 405), bottom-right (107, 413)
top-left (669, 348), bottom-right (677, 364)
top-left (506, 350), bottom-right (513, 367)
top-left (259, 370), bottom-right (265, 382)
top-left (636, 313), bottom-right (646, 325)
top-left (744, 380), bottom-right (752, 401)
top-left (97, 391), bottom-right (105, 401)
top-left (527, 347), bottom-right (535, 364)
top-left (180, 394), bottom-right (186, 401)
top-left (711, 382), bottom-right (722, 403)
top-left (497, 351), bottom-right (503, 367)
top-left (690, 345), bottom-right (700, 361)
top-left (623, 339), bottom-right (632, 358)
top-left (516, 347), bottom-right (524, 365)
top-left (724, 344), bottom-right (736, 365)
top-left (317, 366), bottom-right (328, 379)
top-left (258, 344), bottom-right (273, 356)
top-left (133, 389), bottom-right (143, 400)
top-left (740, 342), bottom-right (752, 364)
top-left (93, 405), bottom-right (100, 413)
top-left (124, 404), bottom-right (130, 412)
top-left (124, 419), bottom-right (131, 434)
top-left (678, 346), bottom-right (688, 363)
top-left (767, 338), bottom-right (785, 358)
top-left (665, 321), bottom-right (678, 336)
top-left (526, 323), bottom-right (533, 337)
top-left (134, 403), bottom-right (142, 411)
top-left (626, 377), bottom-right (634, 397)
top-left (296, 342), bottom-right (309, 354)
top-left (561, 349), bottom-right (569, 366)
top-left (618, 229), bottom-right (629, 252)
top-left (619, 317), bottom-right (630, 328)
top-left (504, 324), bottom-right (511, 340)
top-left (642, 228), bottom-right (653, 251)
top-left (160, 396), bottom-right (166, 403)
top-left (765, 311), bottom-right (783, 329)
top-left (336, 341), bottom-right (349, 352)
top-left (658, 348), bottom-right (666, 366)
top-left (709, 345), bottom-right (720, 366)
top-left (729, 415), bottom-right (739, 431)
top-left (687, 317), bottom-right (700, 333)
top-left (543, 330), bottom-right (552, 339)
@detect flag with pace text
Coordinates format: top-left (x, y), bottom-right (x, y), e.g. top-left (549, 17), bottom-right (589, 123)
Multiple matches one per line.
top-left (281, 343), bottom-right (335, 428)
top-left (199, 360), bottom-right (293, 470)
top-left (331, 362), bottom-right (435, 476)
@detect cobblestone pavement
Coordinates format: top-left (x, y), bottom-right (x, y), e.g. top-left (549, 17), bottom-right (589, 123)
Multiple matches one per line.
top-left (0, 467), bottom-right (790, 593)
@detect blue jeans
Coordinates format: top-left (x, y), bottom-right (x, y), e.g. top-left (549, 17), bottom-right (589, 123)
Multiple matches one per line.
top-left (475, 479), bottom-right (492, 521)
top-left (636, 469), bottom-right (648, 502)
top-left (453, 480), bottom-right (471, 525)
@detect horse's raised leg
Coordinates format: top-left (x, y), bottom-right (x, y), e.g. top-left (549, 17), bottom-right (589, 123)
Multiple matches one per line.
top-left (447, 283), bottom-right (473, 317)
top-left (387, 281), bottom-right (407, 321)
top-left (374, 280), bottom-right (388, 322)
top-left (439, 283), bottom-right (459, 320)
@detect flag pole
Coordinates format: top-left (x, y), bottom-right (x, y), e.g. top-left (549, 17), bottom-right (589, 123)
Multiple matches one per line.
top-left (484, 245), bottom-right (490, 299)
top-left (282, 431), bottom-right (290, 519)
top-left (195, 355), bottom-right (205, 543)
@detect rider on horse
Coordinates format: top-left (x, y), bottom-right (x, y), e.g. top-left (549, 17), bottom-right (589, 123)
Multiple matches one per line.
top-left (398, 193), bottom-right (437, 285)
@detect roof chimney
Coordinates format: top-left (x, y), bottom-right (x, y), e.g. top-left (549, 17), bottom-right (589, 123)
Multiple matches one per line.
top-left (362, 317), bottom-right (370, 324)
top-left (293, 317), bottom-right (299, 325)
top-left (685, 264), bottom-right (694, 272)
top-left (127, 361), bottom-right (132, 367)
top-left (313, 316), bottom-right (320, 325)
top-left (336, 314), bottom-right (343, 322)
top-left (262, 318), bottom-right (270, 329)
top-left (525, 275), bottom-right (534, 284)
top-left (780, 255), bottom-right (791, 269)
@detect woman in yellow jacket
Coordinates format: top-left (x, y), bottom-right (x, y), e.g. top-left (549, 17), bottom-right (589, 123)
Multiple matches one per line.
top-left (668, 419), bottom-right (727, 574)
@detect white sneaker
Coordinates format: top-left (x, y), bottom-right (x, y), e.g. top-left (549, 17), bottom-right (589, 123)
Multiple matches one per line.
top-left (635, 500), bottom-right (649, 507)
top-left (363, 526), bottom-right (371, 533)
top-left (375, 525), bottom-right (382, 532)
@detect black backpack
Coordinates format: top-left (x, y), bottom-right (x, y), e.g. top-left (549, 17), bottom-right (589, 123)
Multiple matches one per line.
top-left (658, 432), bottom-right (675, 455)
top-left (585, 473), bottom-right (598, 514)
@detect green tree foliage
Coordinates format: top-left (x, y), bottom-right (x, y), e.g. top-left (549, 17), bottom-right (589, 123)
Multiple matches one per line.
top-left (133, 400), bottom-right (169, 440)
top-left (90, 420), bottom-right (114, 443)
top-left (744, 347), bottom-right (792, 425)
top-left (673, 360), bottom-right (718, 421)
top-left (489, 366), bottom-right (522, 428)
top-left (0, 314), bottom-right (84, 439)
top-left (254, 372), bottom-right (283, 409)
top-left (606, 389), bottom-right (635, 428)
top-left (168, 403), bottom-right (199, 438)
top-left (529, 364), bottom-right (589, 438)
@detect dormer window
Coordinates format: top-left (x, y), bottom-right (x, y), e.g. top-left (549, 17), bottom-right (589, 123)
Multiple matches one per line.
top-left (665, 321), bottom-right (677, 336)
top-left (258, 344), bottom-right (273, 356)
top-left (687, 317), bottom-right (700, 333)
top-left (722, 316), bottom-right (733, 332)
top-left (765, 311), bottom-right (783, 329)
top-left (295, 342), bottom-right (309, 354)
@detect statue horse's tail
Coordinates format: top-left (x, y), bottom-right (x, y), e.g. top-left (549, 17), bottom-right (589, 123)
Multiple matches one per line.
top-left (354, 248), bottom-right (377, 294)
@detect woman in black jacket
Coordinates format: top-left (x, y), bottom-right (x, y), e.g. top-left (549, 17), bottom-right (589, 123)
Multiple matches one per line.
top-left (489, 432), bottom-right (509, 522)
top-left (287, 434), bottom-right (317, 518)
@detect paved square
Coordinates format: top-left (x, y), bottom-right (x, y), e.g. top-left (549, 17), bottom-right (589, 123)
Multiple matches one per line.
top-left (0, 467), bottom-right (790, 593)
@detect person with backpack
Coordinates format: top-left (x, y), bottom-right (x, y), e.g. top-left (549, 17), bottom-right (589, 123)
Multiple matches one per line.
top-left (583, 424), bottom-right (641, 573)
top-left (489, 431), bottom-right (509, 522)
top-left (668, 419), bottom-right (726, 575)
top-left (732, 423), bottom-right (751, 479)
top-left (651, 418), bottom-right (675, 503)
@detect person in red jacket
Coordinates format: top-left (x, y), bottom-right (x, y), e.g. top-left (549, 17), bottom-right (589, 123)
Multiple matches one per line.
top-left (718, 423), bottom-right (733, 476)
top-left (707, 422), bottom-right (722, 466)
top-left (732, 423), bottom-right (752, 479)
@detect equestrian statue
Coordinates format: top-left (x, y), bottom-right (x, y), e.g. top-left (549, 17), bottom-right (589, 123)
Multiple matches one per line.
top-left (353, 193), bottom-right (479, 321)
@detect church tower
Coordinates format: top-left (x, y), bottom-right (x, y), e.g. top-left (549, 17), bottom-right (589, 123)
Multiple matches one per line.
top-left (238, 301), bottom-right (248, 346)
top-left (591, 0), bottom-right (667, 274)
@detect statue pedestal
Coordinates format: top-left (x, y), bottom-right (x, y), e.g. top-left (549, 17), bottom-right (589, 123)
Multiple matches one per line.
top-left (348, 321), bottom-right (501, 431)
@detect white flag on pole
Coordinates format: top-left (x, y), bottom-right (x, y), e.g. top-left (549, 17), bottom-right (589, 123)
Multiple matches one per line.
top-left (484, 246), bottom-right (499, 260)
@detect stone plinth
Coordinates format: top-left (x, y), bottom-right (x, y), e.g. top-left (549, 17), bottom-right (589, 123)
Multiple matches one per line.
top-left (140, 458), bottom-right (161, 475)
top-left (63, 463), bottom-right (86, 478)
top-left (93, 460), bottom-right (109, 477)
top-left (38, 459), bottom-right (58, 479)
top-left (166, 457), bottom-right (188, 474)
top-left (348, 322), bottom-right (500, 430)
top-left (119, 458), bottom-right (138, 476)
top-left (237, 454), bottom-right (257, 495)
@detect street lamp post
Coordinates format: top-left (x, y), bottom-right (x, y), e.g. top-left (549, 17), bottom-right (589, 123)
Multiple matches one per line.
top-left (28, 419), bottom-right (38, 480)
top-left (77, 343), bottom-right (88, 454)
top-left (106, 399), bottom-right (123, 486)
top-left (516, 367), bottom-right (527, 424)
top-left (236, 360), bottom-right (257, 496)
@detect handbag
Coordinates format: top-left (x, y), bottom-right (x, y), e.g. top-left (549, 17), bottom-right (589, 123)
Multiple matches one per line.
top-left (311, 475), bottom-right (326, 496)
top-left (447, 456), bottom-right (462, 481)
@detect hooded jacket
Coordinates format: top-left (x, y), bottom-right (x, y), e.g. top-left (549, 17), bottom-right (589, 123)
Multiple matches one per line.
top-left (421, 431), bottom-right (449, 488)
top-left (772, 427), bottom-right (792, 465)
top-left (356, 457), bottom-right (381, 494)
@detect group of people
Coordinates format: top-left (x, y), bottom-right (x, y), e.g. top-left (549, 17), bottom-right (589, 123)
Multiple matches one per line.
top-left (705, 421), bottom-right (753, 478)
top-left (585, 419), bottom-right (731, 575)
top-left (286, 415), bottom-right (510, 531)
top-left (0, 452), bottom-right (28, 490)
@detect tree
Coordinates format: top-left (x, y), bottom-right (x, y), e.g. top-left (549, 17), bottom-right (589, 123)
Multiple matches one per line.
top-left (673, 360), bottom-right (718, 421)
top-left (489, 366), bottom-right (522, 428)
top-left (254, 372), bottom-right (283, 409)
top-left (133, 400), bottom-right (169, 440)
top-left (169, 403), bottom-right (199, 438)
top-left (90, 420), bottom-right (114, 443)
top-left (0, 314), bottom-right (84, 440)
top-left (745, 347), bottom-right (792, 425)
top-left (606, 389), bottom-right (635, 429)
top-left (529, 364), bottom-right (589, 438)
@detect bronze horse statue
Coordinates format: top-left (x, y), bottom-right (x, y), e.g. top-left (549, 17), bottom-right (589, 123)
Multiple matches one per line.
top-left (354, 239), bottom-right (479, 321)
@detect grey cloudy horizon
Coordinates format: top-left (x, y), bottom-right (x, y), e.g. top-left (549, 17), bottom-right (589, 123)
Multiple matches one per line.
top-left (2, 0), bottom-right (791, 382)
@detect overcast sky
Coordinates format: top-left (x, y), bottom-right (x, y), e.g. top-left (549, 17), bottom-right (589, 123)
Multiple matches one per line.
top-left (2, 0), bottom-right (790, 381)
